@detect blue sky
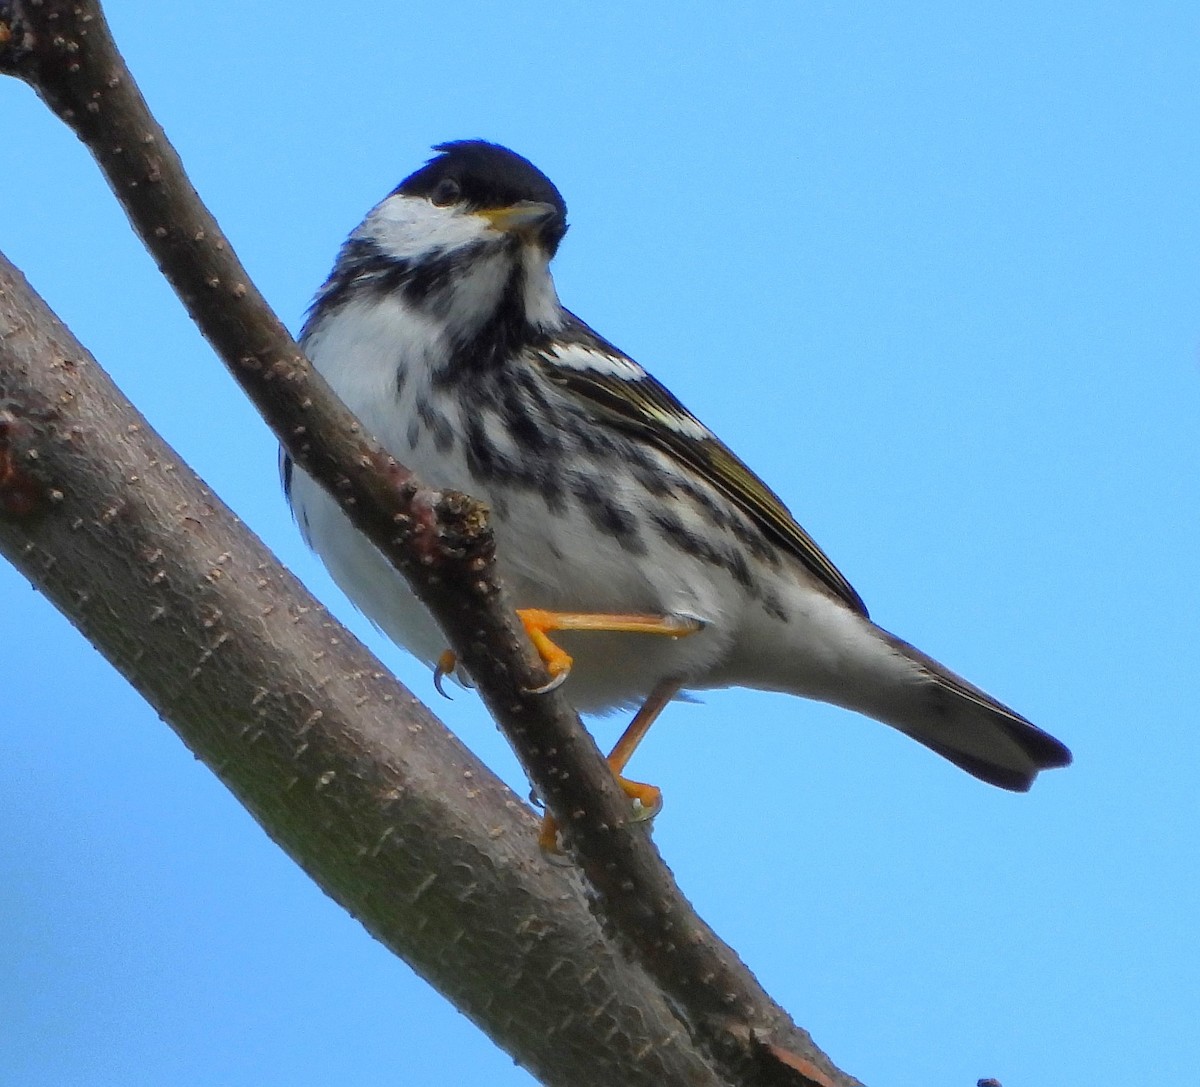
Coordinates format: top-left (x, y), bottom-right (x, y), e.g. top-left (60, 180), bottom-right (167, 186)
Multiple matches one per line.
top-left (3, 2), bottom-right (1198, 1084)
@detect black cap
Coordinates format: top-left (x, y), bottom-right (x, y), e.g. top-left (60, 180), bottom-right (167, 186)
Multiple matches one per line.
top-left (396, 140), bottom-right (568, 253)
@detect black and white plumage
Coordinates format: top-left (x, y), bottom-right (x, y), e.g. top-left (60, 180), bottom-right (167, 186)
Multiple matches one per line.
top-left (285, 140), bottom-right (1071, 792)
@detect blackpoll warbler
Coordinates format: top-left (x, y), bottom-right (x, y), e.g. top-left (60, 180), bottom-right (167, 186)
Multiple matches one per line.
top-left (285, 141), bottom-right (1070, 839)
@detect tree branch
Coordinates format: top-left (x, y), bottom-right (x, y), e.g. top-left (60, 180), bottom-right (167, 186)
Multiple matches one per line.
top-left (0, 2), bottom-right (861, 1083)
top-left (0, 249), bottom-right (725, 1087)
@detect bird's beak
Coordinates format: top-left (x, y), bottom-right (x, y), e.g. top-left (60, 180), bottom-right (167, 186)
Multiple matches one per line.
top-left (478, 201), bottom-right (558, 235)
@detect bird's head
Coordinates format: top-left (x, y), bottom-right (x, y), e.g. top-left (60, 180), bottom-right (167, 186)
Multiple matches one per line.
top-left (394, 140), bottom-right (568, 257)
top-left (319, 141), bottom-right (570, 346)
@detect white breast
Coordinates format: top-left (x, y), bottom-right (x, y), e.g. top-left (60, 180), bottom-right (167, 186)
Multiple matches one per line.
top-left (290, 286), bottom-right (766, 712)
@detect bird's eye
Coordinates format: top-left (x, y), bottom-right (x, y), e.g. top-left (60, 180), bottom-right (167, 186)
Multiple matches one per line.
top-left (429, 178), bottom-right (461, 207)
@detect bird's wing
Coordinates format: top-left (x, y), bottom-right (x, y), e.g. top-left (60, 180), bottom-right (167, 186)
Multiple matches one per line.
top-left (530, 325), bottom-right (868, 617)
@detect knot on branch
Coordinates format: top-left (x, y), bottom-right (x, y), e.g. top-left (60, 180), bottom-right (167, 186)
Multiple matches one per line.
top-left (390, 483), bottom-right (495, 583)
top-left (432, 489), bottom-right (494, 564)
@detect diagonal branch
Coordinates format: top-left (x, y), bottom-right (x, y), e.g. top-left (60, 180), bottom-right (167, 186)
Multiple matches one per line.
top-left (0, 2), bottom-right (861, 1083)
top-left (0, 249), bottom-right (723, 1087)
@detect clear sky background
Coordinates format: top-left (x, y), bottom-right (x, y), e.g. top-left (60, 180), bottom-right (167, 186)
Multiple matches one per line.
top-left (2, 2), bottom-right (1197, 1084)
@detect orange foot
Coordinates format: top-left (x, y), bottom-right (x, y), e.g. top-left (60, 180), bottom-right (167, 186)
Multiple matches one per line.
top-left (536, 677), bottom-right (681, 853)
top-left (538, 773), bottom-right (662, 851)
top-left (434, 612), bottom-right (701, 854)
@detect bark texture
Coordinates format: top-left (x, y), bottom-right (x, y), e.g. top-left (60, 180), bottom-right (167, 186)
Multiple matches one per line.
top-left (0, 252), bottom-right (728, 1087)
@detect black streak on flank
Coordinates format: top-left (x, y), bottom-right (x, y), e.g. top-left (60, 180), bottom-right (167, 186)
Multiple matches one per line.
top-left (281, 453), bottom-right (294, 501)
top-left (501, 382), bottom-right (555, 456)
top-left (761, 591), bottom-right (788, 622)
top-left (415, 396), bottom-right (455, 454)
top-left (279, 454), bottom-right (311, 540)
top-left (572, 474), bottom-right (646, 554)
top-left (460, 411), bottom-right (567, 513)
top-left (651, 510), bottom-right (754, 589)
top-left (464, 412), bottom-right (511, 482)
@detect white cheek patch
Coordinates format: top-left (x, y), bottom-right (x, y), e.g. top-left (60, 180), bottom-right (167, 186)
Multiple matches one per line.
top-left (363, 195), bottom-right (491, 258)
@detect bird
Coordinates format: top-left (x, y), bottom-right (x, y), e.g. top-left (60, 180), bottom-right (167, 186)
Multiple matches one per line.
top-left (283, 139), bottom-right (1071, 844)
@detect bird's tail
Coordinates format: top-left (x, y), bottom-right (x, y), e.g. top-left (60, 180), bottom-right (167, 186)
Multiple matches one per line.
top-left (860, 627), bottom-right (1072, 790)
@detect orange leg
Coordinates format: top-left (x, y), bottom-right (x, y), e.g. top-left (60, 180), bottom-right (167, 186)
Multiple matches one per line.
top-left (433, 608), bottom-right (702, 851)
top-left (516, 608), bottom-right (702, 691)
top-left (538, 678), bottom-right (683, 851)
top-left (432, 611), bottom-right (699, 696)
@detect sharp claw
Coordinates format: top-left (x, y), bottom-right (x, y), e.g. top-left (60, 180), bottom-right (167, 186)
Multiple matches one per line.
top-left (433, 650), bottom-right (457, 700)
top-left (526, 667), bottom-right (570, 695)
top-left (628, 793), bottom-right (663, 824)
